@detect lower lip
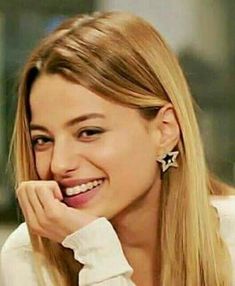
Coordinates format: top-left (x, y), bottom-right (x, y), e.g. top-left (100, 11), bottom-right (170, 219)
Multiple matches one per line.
top-left (63, 180), bottom-right (104, 208)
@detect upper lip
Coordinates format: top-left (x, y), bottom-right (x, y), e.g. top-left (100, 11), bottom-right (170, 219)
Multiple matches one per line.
top-left (58, 177), bottom-right (105, 189)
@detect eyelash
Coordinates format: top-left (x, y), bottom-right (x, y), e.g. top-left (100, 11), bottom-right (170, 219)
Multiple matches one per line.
top-left (31, 128), bottom-right (104, 148)
top-left (78, 128), bottom-right (104, 138)
top-left (31, 136), bottom-right (51, 147)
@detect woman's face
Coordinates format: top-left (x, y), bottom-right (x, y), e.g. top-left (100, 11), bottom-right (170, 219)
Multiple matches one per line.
top-left (29, 73), bottom-right (161, 219)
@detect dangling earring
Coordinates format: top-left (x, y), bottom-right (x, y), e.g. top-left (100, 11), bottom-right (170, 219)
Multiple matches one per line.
top-left (157, 151), bottom-right (179, 172)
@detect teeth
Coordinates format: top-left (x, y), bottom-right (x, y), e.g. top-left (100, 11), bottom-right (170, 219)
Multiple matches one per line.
top-left (66, 188), bottom-right (75, 196)
top-left (87, 182), bottom-right (93, 189)
top-left (80, 184), bottom-right (87, 192)
top-left (65, 179), bottom-right (104, 197)
top-left (93, 180), bottom-right (98, 187)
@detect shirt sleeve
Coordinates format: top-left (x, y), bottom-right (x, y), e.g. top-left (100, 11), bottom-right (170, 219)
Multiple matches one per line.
top-left (0, 223), bottom-right (53, 286)
top-left (62, 217), bottom-right (136, 286)
top-left (1, 246), bottom-right (36, 286)
top-left (211, 196), bottom-right (235, 285)
top-left (1, 223), bottom-right (38, 286)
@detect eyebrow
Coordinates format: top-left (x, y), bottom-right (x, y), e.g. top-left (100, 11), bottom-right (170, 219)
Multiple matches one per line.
top-left (30, 113), bottom-right (106, 132)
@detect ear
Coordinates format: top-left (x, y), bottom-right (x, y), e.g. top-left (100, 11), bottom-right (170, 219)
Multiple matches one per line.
top-left (150, 103), bottom-right (180, 157)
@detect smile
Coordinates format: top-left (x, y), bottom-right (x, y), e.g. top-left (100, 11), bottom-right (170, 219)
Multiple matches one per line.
top-left (65, 179), bottom-right (105, 197)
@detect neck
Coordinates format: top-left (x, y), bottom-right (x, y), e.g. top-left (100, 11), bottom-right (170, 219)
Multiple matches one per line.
top-left (110, 178), bottom-right (162, 286)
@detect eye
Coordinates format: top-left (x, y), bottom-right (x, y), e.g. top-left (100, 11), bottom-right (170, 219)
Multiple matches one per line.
top-left (31, 136), bottom-right (52, 149)
top-left (78, 128), bottom-right (104, 140)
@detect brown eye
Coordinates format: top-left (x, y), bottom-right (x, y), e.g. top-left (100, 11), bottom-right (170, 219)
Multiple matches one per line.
top-left (78, 128), bottom-right (104, 139)
top-left (31, 136), bottom-right (52, 148)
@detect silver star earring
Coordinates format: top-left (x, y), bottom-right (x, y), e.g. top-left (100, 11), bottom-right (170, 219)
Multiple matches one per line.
top-left (157, 151), bottom-right (179, 172)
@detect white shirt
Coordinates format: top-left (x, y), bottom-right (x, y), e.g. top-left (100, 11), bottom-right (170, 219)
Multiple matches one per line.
top-left (1, 196), bottom-right (235, 285)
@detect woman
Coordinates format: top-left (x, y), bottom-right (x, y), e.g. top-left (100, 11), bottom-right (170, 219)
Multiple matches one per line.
top-left (1, 11), bottom-right (235, 286)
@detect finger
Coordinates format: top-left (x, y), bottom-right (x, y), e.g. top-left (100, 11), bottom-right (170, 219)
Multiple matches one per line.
top-left (17, 193), bottom-right (28, 220)
top-left (17, 184), bottom-right (33, 220)
top-left (17, 189), bottom-right (44, 235)
top-left (26, 185), bottom-right (44, 218)
top-left (47, 181), bottom-right (63, 201)
top-left (35, 185), bottom-right (63, 220)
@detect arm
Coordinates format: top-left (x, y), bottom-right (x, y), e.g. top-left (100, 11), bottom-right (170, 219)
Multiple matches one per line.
top-left (1, 219), bottom-right (135, 286)
top-left (62, 217), bottom-right (136, 286)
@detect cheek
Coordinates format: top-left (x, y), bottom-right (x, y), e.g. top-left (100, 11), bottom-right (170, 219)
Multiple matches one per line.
top-left (34, 152), bottom-right (52, 179)
top-left (115, 144), bottom-right (157, 196)
top-left (91, 131), bottom-right (157, 197)
top-left (86, 131), bottom-right (159, 219)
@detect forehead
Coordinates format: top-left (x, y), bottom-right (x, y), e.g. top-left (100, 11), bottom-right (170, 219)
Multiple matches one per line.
top-left (30, 73), bottom-right (110, 112)
top-left (29, 73), bottom-right (147, 127)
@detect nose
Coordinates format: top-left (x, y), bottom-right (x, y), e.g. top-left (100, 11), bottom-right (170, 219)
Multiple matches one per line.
top-left (50, 139), bottom-right (78, 177)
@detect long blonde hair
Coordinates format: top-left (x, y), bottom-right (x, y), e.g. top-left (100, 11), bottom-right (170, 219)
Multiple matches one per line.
top-left (11, 11), bottom-right (234, 285)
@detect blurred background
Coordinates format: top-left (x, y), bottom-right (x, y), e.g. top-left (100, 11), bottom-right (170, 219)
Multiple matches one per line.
top-left (0, 0), bottom-right (234, 252)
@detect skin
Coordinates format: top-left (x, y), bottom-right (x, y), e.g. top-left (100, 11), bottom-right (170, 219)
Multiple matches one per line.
top-left (17, 73), bottom-right (179, 286)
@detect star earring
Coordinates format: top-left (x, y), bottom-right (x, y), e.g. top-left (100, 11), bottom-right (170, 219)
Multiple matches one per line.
top-left (157, 151), bottom-right (179, 172)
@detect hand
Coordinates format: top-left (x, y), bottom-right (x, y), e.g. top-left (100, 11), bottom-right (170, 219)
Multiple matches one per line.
top-left (16, 180), bottom-right (98, 243)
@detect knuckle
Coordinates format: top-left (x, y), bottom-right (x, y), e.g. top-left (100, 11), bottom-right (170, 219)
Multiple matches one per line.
top-left (19, 181), bottom-right (27, 188)
top-left (49, 181), bottom-right (59, 189)
top-left (19, 181), bottom-right (34, 188)
top-left (38, 216), bottom-right (51, 229)
top-left (17, 181), bottom-right (35, 195)
top-left (16, 182), bottom-right (26, 196)
top-left (45, 209), bottom-right (60, 221)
